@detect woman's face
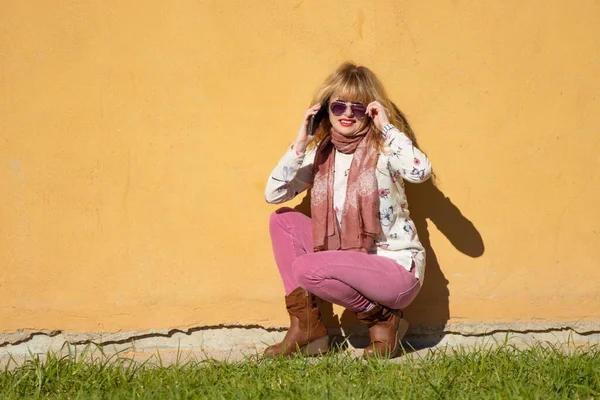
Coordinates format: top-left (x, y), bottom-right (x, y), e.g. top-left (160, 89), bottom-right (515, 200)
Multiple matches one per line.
top-left (328, 92), bottom-right (369, 136)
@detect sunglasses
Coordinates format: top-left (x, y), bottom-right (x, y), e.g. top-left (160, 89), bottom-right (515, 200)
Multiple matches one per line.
top-left (329, 101), bottom-right (368, 120)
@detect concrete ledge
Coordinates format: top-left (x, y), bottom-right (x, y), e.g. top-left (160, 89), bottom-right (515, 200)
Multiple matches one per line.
top-left (1, 321), bottom-right (599, 364)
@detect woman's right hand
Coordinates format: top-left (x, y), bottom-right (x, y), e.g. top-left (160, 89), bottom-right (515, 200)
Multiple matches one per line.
top-left (293, 103), bottom-right (322, 153)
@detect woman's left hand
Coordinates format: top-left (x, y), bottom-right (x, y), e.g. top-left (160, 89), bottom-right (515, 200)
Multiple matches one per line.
top-left (366, 101), bottom-right (390, 131)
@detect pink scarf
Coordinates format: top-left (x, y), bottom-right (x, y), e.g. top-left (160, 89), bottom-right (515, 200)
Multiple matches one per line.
top-left (311, 127), bottom-right (382, 252)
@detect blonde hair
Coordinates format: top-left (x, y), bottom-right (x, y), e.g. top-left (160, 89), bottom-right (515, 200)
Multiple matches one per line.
top-left (309, 62), bottom-right (416, 152)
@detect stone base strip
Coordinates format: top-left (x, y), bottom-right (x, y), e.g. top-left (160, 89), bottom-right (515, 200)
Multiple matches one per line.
top-left (1, 321), bottom-right (599, 362)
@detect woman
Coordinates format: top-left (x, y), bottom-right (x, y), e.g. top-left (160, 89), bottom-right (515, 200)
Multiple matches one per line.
top-left (264, 62), bottom-right (432, 358)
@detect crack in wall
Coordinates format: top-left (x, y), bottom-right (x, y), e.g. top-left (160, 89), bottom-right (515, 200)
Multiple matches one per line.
top-left (0, 325), bottom-right (286, 349)
top-left (441, 326), bottom-right (600, 338)
top-left (2, 322), bottom-right (600, 349)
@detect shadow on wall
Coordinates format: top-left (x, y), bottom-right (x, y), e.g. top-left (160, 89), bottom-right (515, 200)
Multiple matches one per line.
top-left (402, 179), bottom-right (485, 347)
top-left (293, 144), bottom-right (484, 349)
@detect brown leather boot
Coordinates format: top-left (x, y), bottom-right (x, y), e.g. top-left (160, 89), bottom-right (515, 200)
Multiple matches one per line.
top-left (264, 287), bottom-right (329, 358)
top-left (355, 304), bottom-right (409, 358)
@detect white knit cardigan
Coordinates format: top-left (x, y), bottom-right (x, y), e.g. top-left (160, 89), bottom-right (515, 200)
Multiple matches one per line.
top-left (265, 127), bottom-right (432, 285)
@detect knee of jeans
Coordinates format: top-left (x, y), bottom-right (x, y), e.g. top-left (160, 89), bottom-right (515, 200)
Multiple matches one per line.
top-left (292, 255), bottom-right (319, 288)
top-left (269, 207), bottom-right (295, 233)
top-left (390, 280), bottom-right (421, 310)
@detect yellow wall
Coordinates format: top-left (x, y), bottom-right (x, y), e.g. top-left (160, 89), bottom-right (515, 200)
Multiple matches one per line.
top-left (1, 0), bottom-right (599, 333)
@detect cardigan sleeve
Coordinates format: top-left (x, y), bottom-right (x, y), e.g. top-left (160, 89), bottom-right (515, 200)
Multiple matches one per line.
top-left (265, 145), bottom-right (316, 204)
top-left (385, 127), bottom-right (432, 183)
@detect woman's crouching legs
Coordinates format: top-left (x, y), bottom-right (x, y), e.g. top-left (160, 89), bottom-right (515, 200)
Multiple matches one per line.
top-left (292, 251), bottom-right (420, 358)
top-left (265, 209), bottom-right (328, 357)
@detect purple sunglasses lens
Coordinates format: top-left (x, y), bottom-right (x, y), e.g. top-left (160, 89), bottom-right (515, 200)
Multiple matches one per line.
top-left (330, 101), bottom-right (367, 119)
top-left (351, 105), bottom-right (367, 119)
top-left (330, 102), bottom-right (347, 116)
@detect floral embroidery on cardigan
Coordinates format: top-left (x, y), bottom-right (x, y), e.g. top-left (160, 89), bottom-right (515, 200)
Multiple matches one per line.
top-left (378, 206), bottom-right (394, 227)
top-left (411, 167), bottom-right (426, 181)
top-left (378, 188), bottom-right (390, 199)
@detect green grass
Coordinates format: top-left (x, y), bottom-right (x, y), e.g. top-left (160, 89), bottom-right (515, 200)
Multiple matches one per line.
top-left (1, 341), bottom-right (599, 399)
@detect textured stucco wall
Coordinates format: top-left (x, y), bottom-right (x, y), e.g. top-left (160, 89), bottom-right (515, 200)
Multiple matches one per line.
top-left (1, 0), bottom-right (599, 335)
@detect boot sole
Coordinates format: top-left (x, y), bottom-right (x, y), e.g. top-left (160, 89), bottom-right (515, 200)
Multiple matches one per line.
top-left (263, 335), bottom-right (329, 359)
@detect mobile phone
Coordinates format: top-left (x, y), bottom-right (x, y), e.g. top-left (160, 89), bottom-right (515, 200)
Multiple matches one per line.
top-left (308, 103), bottom-right (328, 136)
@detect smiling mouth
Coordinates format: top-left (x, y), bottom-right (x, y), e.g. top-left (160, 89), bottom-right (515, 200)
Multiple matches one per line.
top-left (339, 119), bottom-right (355, 127)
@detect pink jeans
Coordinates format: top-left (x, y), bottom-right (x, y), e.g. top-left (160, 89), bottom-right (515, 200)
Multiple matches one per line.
top-left (269, 208), bottom-right (421, 312)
